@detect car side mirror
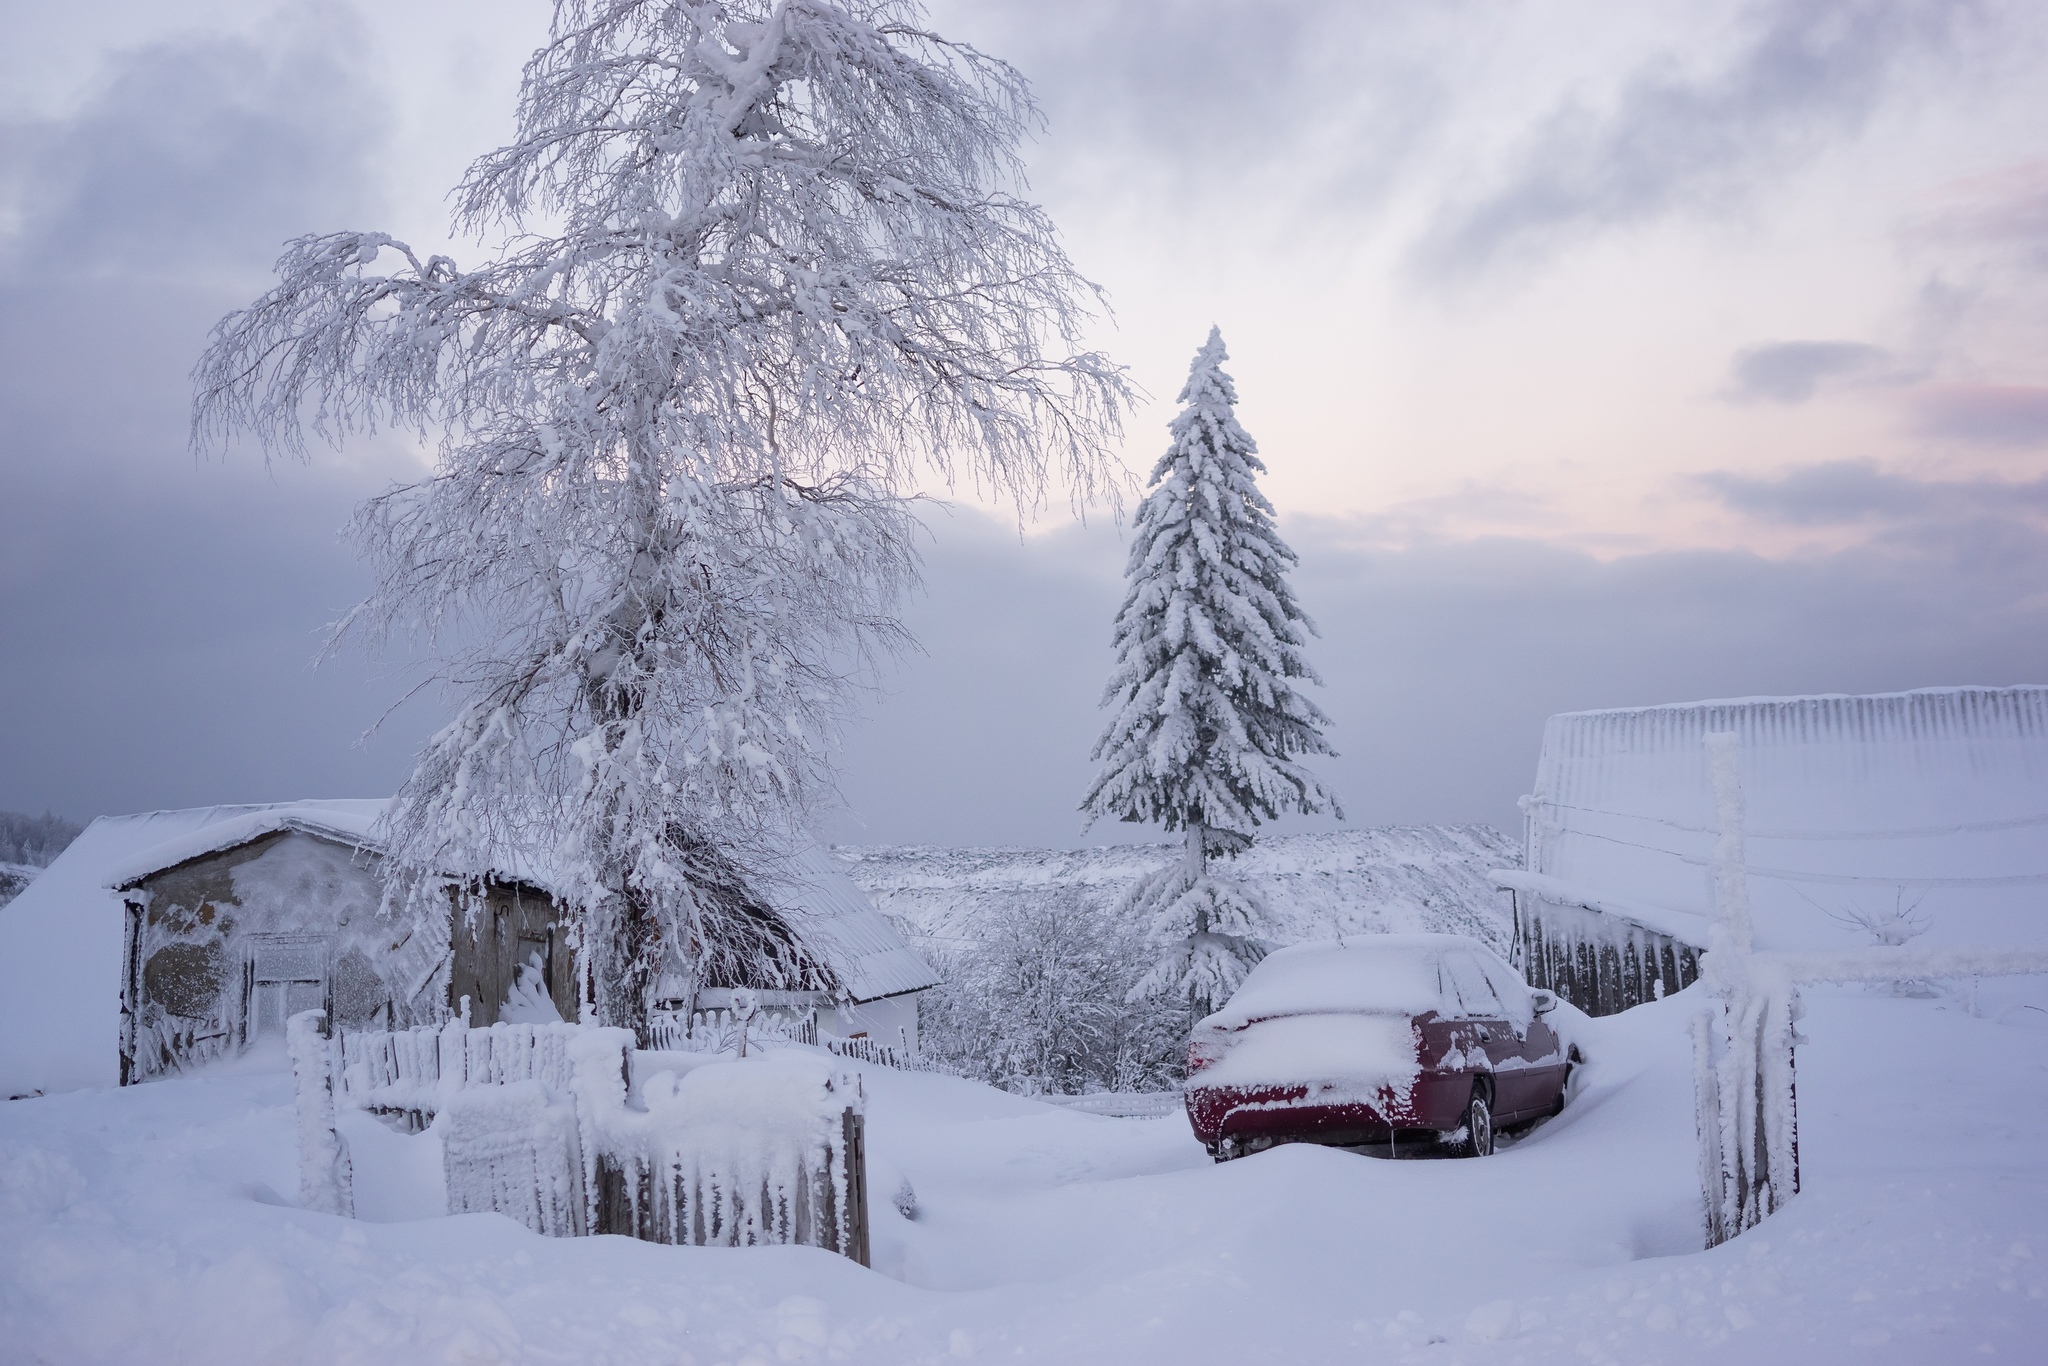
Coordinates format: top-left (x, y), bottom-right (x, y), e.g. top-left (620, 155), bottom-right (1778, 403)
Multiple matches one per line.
top-left (1531, 989), bottom-right (1559, 1015)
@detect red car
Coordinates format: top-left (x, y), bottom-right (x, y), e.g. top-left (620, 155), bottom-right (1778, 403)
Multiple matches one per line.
top-left (1185, 934), bottom-right (1577, 1160)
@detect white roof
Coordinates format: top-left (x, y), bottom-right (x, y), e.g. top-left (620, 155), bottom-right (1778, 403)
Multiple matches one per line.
top-left (1525, 685), bottom-right (2048, 953)
top-left (771, 847), bottom-right (940, 1002)
top-left (103, 805), bottom-right (935, 1001)
top-left (104, 799), bottom-right (387, 889)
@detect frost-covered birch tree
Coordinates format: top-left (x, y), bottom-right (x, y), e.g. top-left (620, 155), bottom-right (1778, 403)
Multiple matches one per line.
top-left (1081, 328), bottom-right (1336, 1016)
top-left (192, 0), bottom-right (1127, 1036)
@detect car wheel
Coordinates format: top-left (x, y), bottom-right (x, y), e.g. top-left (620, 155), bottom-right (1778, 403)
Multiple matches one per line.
top-left (1458, 1089), bottom-right (1495, 1158)
top-left (1214, 1135), bottom-right (1243, 1163)
top-left (1552, 1045), bottom-right (1583, 1116)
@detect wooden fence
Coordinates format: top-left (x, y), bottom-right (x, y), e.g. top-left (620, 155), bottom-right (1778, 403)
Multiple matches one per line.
top-left (336, 1018), bottom-right (584, 1131)
top-left (299, 1014), bottom-right (870, 1263)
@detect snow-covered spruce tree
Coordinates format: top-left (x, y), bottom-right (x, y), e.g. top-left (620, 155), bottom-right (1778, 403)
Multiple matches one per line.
top-left (192, 0), bottom-right (1127, 1038)
top-left (1081, 328), bottom-right (1336, 1017)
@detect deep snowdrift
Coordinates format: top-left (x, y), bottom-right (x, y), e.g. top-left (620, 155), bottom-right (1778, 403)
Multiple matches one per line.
top-left (3, 984), bottom-right (2043, 1363)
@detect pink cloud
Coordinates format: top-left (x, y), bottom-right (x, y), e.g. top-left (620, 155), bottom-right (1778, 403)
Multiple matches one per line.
top-left (1910, 385), bottom-right (2048, 448)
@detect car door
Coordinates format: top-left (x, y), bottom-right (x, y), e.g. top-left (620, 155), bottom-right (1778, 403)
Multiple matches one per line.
top-left (1477, 955), bottom-right (1566, 1117)
top-left (1441, 952), bottom-right (1523, 1113)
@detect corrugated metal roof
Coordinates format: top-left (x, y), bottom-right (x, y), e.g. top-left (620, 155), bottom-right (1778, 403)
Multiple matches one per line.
top-left (1527, 685), bottom-right (2048, 954)
top-left (770, 846), bottom-right (940, 1002)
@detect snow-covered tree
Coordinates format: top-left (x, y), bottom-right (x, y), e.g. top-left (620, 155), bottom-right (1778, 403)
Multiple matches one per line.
top-left (1081, 328), bottom-right (1336, 1016)
top-left (918, 893), bottom-right (1189, 1094)
top-left (193, 0), bottom-right (1128, 1036)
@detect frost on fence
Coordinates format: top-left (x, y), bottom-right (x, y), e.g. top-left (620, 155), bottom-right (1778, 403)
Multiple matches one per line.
top-left (646, 1006), bottom-right (818, 1054)
top-left (442, 1080), bottom-right (586, 1236)
top-left (570, 1034), bottom-right (869, 1262)
top-left (309, 1018), bottom-right (873, 1259)
top-left (287, 1010), bottom-right (353, 1217)
top-left (338, 1019), bottom-right (583, 1129)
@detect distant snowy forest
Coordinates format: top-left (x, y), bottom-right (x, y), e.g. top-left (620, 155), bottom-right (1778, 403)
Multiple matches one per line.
top-left (0, 810), bottom-right (82, 908)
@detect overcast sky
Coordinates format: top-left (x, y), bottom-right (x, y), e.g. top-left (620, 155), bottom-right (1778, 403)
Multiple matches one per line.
top-left (4, 0), bottom-right (2047, 845)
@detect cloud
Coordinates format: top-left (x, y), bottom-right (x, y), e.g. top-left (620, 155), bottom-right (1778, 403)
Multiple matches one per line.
top-left (1411, 0), bottom-right (1981, 280)
top-left (938, 0), bottom-right (1448, 218)
top-left (1724, 340), bottom-right (1894, 403)
top-left (1, 14), bottom-right (384, 279)
top-left (1694, 458), bottom-right (2048, 527)
top-left (0, 16), bottom-right (431, 824)
top-left (824, 501), bottom-right (2048, 845)
top-left (1912, 159), bottom-right (2048, 267)
top-left (1911, 384), bottom-right (2048, 449)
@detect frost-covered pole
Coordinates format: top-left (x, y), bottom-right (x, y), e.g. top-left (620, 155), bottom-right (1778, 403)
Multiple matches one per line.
top-left (1696, 731), bottom-right (1798, 1246)
top-left (1688, 1011), bottom-right (1725, 1248)
top-left (288, 1009), bottom-right (355, 1218)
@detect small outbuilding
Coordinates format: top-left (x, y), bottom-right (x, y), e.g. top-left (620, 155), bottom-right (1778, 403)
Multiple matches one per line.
top-left (108, 801), bottom-right (578, 1082)
top-left (0, 798), bottom-right (938, 1096)
top-left (1496, 685), bottom-right (2048, 1015)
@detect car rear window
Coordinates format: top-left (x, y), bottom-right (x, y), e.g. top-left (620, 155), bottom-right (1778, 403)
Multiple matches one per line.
top-left (1442, 952), bottom-right (1503, 1018)
top-left (1477, 954), bottom-right (1534, 1027)
top-left (1208, 944), bottom-right (1447, 1027)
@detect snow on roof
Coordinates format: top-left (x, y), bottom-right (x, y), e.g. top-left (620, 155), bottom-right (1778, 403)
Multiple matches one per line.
top-left (771, 847), bottom-right (939, 1003)
top-left (1488, 869), bottom-right (1714, 945)
top-left (104, 799), bottom-right (388, 890)
top-left (1, 802), bottom-right (387, 1098)
top-left (1526, 685), bottom-right (2048, 954)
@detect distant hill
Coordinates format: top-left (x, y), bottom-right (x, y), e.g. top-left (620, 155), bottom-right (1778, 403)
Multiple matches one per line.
top-left (837, 825), bottom-right (1520, 955)
top-left (0, 811), bottom-right (85, 909)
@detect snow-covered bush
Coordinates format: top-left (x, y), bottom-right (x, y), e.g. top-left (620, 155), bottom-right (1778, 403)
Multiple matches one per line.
top-left (917, 895), bottom-right (1190, 1095)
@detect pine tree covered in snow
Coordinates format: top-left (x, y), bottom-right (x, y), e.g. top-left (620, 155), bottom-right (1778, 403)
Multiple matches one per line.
top-left (193, 0), bottom-right (1128, 1036)
top-left (1080, 328), bottom-right (1336, 1016)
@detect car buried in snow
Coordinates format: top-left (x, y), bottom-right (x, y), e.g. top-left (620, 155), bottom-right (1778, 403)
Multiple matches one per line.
top-left (1184, 934), bottom-right (1578, 1160)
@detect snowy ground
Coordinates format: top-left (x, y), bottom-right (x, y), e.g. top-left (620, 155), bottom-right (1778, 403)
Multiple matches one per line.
top-left (3, 985), bottom-right (2046, 1364)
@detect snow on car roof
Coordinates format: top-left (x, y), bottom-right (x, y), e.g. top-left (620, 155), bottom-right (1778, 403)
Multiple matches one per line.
top-left (1206, 932), bottom-right (1487, 1027)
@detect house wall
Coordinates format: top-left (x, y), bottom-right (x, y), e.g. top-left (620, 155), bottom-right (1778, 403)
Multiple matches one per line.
top-left (447, 882), bottom-right (578, 1026)
top-left (122, 831), bottom-right (444, 1081)
top-left (121, 831), bottom-right (577, 1080)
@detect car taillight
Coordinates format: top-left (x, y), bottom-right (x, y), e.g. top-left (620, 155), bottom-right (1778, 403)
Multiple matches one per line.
top-left (1186, 1033), bottom-right (1227, 1074)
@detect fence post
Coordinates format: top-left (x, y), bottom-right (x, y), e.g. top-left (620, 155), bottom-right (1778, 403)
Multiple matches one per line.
top-left (1690, 1010), bottom-right (1724, 1248)
top-left (1695, 733), bottom-right (1804, 1248)
top-left (842, 1107), bottom-right (870, 1268)
top-left (288, 1009), bottom-right (354, 1218)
